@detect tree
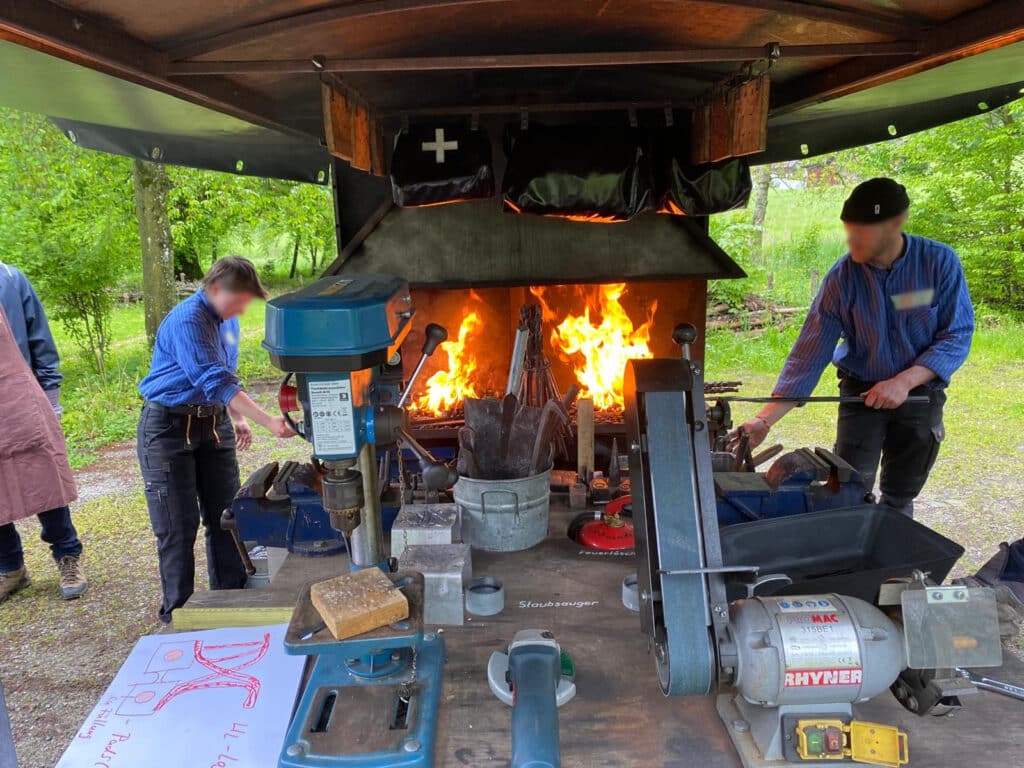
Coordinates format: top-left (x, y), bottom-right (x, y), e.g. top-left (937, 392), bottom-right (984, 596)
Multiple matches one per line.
top-left (259, 179), bottom-right (337, 278)
top-left (836, 102), bottom-right (1024, 312)
top-left (0, 108), bottom-right (136, 373)
top-left (133, 160), bottom-right (176, 347)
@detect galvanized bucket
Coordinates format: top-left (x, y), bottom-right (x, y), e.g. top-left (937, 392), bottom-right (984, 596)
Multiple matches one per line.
top-left (454, 469), bottom-right (552, 552)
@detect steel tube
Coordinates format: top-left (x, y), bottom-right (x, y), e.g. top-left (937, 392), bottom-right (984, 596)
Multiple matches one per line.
top-left (349, 442), bottom-right (384, 568)
top-left (723, 395), bottom-right (930, 404)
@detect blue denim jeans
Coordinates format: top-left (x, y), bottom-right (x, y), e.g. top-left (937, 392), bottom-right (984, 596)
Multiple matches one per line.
top-left (0, 506), bottom-right (83, 572)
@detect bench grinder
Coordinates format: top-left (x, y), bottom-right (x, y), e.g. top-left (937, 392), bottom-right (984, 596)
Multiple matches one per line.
top-left (625, 323), bottom-right (1001, 768)
top-left (262, 273), bottom-right (454, 768)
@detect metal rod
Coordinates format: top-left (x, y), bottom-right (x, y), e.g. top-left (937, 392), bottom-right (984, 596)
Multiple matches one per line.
top-left (396, 354), bottom-right (429, 410)
top-left (350, 442), bottom-right (384, 568)
top-left (506, 326), bottom-right (529, 396)
top-left (723, 395), bottom-right (931, 404)
top-left (168, 42), bottom-right (920, 76)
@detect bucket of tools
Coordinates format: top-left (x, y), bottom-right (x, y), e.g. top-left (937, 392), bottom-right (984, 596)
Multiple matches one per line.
top-left (454, 468), bottom-right (552, 552)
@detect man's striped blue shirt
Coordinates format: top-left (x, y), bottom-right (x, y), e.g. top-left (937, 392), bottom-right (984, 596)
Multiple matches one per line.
top-left (139, 290), bottom-right (242, 407)
top-left (774, 234), bottom-right (974, 398)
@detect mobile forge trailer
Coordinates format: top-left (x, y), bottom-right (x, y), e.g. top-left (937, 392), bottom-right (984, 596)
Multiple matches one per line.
top-left (1, 3), bottom-right (1023, 767)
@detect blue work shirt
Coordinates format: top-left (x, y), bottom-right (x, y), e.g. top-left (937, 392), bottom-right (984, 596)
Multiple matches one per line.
top-left (0, 262), bottom-right (61, 391)
top-left (139, 290), bottom-right (242, 407)
top-left (774, 234), bottom-right (974, 398)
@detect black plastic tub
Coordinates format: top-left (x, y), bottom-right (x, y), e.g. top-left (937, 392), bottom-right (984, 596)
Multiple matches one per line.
top-left (719, 504), bottom-right (964, 603)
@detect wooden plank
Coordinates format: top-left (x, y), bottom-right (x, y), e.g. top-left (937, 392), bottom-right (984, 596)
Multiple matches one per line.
top-left (730, 75), bottom-right (770, 157)
top-left (351, 103), bottom-right (372, 172)
top-left (691, 102), bottom-right (711, 164)
top-left (708, 93), bottom-right (732, 162)
top-left (175, 551), bottom-right (347, 630)
top-left (322, 82), bottom-right (353, 161)
top-left (369, 117), bottom-right (387, 177)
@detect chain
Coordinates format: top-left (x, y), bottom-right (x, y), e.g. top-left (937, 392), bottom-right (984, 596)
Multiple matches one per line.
top-left (399, 645), bottom-right (418, 701)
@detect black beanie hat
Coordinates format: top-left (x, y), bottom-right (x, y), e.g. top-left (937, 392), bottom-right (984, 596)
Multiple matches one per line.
top-left (840, 177), bottom-right (910, 223)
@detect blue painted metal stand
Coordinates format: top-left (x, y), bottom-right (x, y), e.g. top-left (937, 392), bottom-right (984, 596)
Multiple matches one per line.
top-left (278, 634), bottom-right (445, 768)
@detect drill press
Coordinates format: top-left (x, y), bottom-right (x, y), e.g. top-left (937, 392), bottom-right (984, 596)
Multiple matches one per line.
top-left (261, 273), bottom-right (452, 768)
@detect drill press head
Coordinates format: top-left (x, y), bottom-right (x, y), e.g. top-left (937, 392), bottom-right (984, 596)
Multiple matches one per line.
top-left (263, 274), bottom-right (415, 534)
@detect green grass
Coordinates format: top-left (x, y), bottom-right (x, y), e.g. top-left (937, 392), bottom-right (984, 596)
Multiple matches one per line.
top-left (711, 186), bottom-right (850, 309)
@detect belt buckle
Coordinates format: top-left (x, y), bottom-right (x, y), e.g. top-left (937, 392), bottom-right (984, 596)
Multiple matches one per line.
top-left (194, 405), bottom-right (216, 418)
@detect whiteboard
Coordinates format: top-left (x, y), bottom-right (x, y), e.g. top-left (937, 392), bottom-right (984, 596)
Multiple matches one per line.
top-left (56, 625), bottom-right (304, 768)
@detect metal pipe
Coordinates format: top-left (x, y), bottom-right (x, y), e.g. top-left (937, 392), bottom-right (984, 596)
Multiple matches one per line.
top-left (349, 442), bottom-right (384, 568)
top-left (723, 395), bottom-right (930, 404)
top-left (397, 354), bottom-right (429, 410)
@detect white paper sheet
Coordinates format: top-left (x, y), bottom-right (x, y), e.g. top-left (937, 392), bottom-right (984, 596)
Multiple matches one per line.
top-left (56, 624), bottom-right (304, 768)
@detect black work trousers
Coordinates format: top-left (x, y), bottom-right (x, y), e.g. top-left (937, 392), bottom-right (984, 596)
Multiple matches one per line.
top-left (137, 404), bottom-right (246, 622)
top-left (834, 375), bottom-right (946, 518)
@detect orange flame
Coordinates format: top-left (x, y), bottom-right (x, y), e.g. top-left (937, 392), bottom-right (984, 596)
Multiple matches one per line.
top-left (411, 311), bottom-right (482, 416)
top-left (536, 284), bottom-right (657, 411)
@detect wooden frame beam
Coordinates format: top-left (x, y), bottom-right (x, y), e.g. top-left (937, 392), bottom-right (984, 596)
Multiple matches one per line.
top-left (0, 0), bottom-right (294, 135)
top-left (166, 0), bottom-right (511, 61)
top-left (721, 0), bottom-right (918, 38)
top-left (168, 41), bottom-right (919, 76)
top-left (168, 0), bottom-right (920, 62)
top-left (773, 0), bottom-right (1024, 114)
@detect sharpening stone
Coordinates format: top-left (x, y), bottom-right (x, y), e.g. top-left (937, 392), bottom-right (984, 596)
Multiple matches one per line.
top-left (398, 543), bottom-right (472, 626)
top-left (390, 502), bottom-right (461, 559)
top-left (310, 567), bottom-right (409, 640)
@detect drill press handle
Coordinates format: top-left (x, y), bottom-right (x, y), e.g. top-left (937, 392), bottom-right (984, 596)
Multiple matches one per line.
top-left (396, 323), bottom-right (448, 409)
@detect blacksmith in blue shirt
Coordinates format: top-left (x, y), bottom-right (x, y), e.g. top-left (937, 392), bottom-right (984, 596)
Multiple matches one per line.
top-left (138, 256), bottom-right (295, 623)
top-left (733, 178), bottom-right (974, 517)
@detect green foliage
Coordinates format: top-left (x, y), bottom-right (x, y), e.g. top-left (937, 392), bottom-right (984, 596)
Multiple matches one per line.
top-left (835, 101), bottom-right (1024, 313)
top-left (0, 109), bottom-right (137, 373)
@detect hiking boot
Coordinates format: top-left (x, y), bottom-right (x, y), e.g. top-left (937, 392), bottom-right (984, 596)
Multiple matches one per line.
top-left (0, 567), bottom-right (29, 603)
top-left (58, 556), bottom-right (88, 600)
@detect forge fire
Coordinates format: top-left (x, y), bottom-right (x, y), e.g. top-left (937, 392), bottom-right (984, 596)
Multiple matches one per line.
top-left (408, 283), bottom-right (660, 418)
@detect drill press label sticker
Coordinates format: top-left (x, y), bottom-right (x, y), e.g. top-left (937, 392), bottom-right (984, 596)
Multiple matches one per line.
top-left (308, 378), bottom-right (357, 456)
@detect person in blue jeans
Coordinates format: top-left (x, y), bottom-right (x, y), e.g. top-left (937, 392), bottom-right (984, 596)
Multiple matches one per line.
top-left (0, 262), bottom-right (87, 602)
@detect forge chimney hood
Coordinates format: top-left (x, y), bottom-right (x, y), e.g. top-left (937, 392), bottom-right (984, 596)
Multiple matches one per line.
top-left (329, 160), bottom-right (745, 289)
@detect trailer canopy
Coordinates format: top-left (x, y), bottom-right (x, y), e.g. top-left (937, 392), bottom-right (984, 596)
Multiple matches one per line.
top-left (0, 1), bottom-right (1022, 181)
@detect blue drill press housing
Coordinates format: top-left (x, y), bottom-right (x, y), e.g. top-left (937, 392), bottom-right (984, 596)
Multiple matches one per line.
top-left (263, 274), bottom-right (414, 461)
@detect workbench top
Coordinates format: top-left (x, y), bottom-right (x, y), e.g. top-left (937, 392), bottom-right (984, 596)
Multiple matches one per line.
top-left (183, 501), bottom-right (1024, 766)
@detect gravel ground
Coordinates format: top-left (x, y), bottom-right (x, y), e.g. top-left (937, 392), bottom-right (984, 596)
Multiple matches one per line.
top-left (0, 395), bottom-right (298, 768)
top-left (1, 392), bottom-right (1022, 767)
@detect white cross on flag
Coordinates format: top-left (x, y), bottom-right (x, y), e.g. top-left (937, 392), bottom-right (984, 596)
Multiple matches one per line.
top-left (422, 128), bottom-right (459, 163)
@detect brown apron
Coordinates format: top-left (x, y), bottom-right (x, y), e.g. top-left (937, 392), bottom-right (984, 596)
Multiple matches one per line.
top-left (0, 305), bottom-right (77, 524)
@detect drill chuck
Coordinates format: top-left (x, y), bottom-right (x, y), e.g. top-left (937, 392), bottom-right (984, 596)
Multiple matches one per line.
top-left (321, 464), bottom-right (365, 534)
